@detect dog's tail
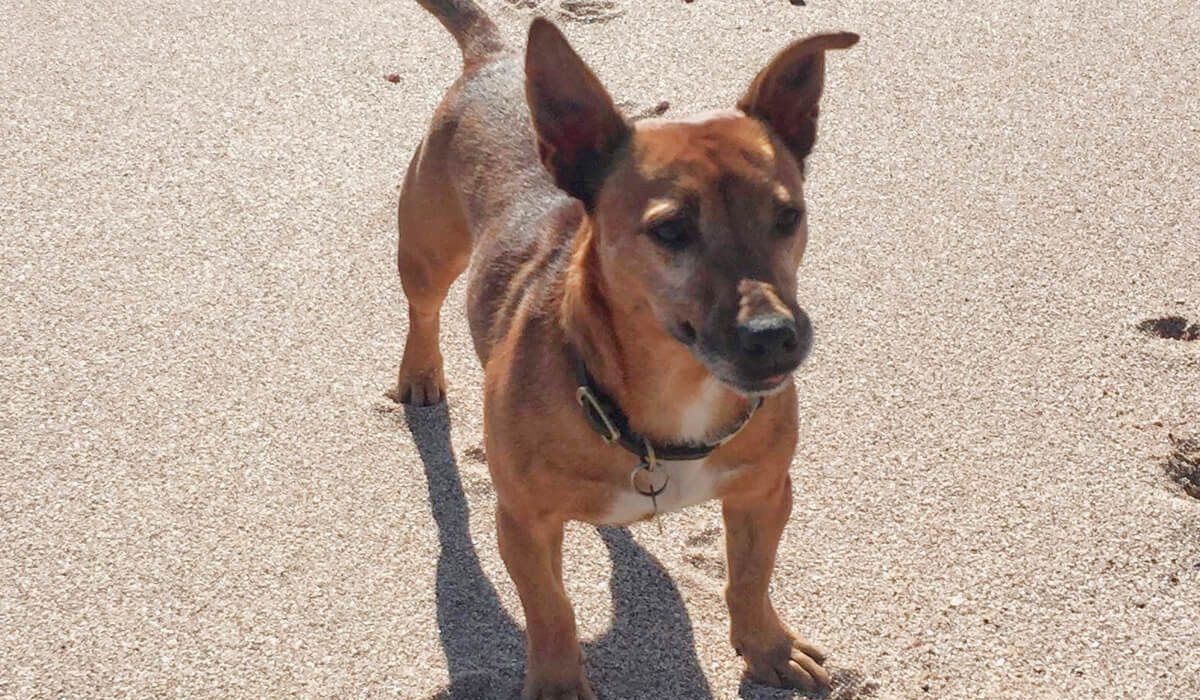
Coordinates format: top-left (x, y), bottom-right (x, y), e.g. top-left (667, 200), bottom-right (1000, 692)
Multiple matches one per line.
top-left (416, 0), bottom-right (505, 64)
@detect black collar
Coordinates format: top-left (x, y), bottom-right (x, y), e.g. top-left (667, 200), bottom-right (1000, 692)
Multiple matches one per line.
top-left (568, 346), bottom-right (762, 462)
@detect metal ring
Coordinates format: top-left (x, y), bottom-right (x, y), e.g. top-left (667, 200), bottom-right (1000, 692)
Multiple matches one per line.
top-left (630, 463), bottom-right (669, 498)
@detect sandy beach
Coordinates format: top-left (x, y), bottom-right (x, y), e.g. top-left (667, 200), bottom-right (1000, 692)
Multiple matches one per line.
top-left (2, 1), bottom-right (1198, 697)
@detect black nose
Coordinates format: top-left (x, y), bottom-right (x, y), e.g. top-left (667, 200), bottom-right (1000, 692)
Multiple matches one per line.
top-left (736, 313), bottom-right (801, 362)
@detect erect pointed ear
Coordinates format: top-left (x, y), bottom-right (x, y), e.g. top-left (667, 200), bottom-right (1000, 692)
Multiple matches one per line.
top-left (737, 32), bottom-right (858, 163)
top-left (525, 18), bottom-right (630, 209)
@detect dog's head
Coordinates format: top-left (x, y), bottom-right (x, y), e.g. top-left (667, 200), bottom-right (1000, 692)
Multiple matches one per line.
top-left (526, 19), bottom-right (857, 396)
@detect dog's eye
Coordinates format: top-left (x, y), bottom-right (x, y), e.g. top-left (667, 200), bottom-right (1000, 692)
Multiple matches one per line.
top-left (773, 207), bottom-right (804, 237)
top-left (647, 218), bottom-right (693, 250)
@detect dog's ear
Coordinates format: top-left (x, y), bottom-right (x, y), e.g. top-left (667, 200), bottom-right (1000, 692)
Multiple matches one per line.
top-left (526, 18), bottom-right (629, 209)
top-left (738, 32), bottom-right (858, 163)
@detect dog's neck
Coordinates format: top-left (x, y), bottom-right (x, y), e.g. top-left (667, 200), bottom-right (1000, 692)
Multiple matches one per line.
top-left (560, 220), bottom-right (753, 446)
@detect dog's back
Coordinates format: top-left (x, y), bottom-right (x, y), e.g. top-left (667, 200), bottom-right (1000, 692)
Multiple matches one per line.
top-left (410, 2), bottom-right (583, 367)
top-left (403, 1), bottom-right (581, 367)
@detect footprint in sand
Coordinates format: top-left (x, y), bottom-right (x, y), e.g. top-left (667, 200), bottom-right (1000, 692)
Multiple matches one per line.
top-left (684, 524), bottom-right (721, 548)
top-left (1138, 315), bottom-right (1200, 341)
top-left (617, 99), bottom-right (670, 121)
top-left (557, 0), bottom-right (624, 23)
top-left (1165, 434), bottom-right (1200, 500)
top-left (502, 0), bottom-right (625, 24)
top-left (463, 444), bottom-right (487, 463)
top-left (681, 525), bottom-right (726, 580)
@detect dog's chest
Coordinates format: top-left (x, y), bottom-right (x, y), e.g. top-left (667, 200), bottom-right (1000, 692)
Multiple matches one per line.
top-left (598, 458), bottom-right (728, 525)
top-left (598, 379), bottom-right (736, 525)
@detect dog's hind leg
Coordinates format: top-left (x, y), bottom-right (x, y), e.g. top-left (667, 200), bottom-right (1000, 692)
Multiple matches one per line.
top-left (391, 131), bottom-right (471, 406)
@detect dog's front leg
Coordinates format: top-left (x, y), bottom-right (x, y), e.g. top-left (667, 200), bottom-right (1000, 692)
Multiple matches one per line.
top-left (497, 505), bottom-right (595, 700)
top-left (723, 475), bottom-right (830, 692)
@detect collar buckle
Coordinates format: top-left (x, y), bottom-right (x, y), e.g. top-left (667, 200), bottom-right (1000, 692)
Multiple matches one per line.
top-left (568, 344), bottom-right (763, 463)
top-left (576, 385), bottom-right (620, 444)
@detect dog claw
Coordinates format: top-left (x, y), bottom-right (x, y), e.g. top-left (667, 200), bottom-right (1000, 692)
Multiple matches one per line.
top-left (521, 668), bottom-right (596, 700)
top-left (738, 632), bottom-right (830, 693)
top-left (390, 367), bottom-right (445, 406)
top-left (522, 684), bottom-right (596, 700)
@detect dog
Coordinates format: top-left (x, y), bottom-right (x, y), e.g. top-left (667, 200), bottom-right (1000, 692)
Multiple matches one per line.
top-left (393, 1), bottom-right (857, 697)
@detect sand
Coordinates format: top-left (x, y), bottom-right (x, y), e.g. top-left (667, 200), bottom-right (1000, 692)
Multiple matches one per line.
top-left (2, 1), bottom-right (1198, 698)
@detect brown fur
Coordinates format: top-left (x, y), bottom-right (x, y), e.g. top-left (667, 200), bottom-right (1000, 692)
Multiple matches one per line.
top-left (392, 3), bottom-right (857, 697)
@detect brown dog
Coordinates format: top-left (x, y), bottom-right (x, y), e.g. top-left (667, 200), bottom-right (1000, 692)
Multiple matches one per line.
top-left (394, 1), bottom-right (857, 697)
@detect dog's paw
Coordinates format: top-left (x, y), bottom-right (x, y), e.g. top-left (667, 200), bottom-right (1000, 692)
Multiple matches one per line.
top-left (389, 366), bottom-right (446, 406)
top-left (521, 676), bottom-right (597, 700)
top-left (521, 653), bottom-right (596, 700)
top-left (736, 627), bottom-right (830, 693)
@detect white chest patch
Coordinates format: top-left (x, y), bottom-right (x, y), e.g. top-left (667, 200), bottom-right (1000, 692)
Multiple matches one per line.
top-left (598, 378), bottom-right (740, 525)
top-left (677, 378), bottom-right (724, 443)
top-left (598, 458), bottom-right (728, 525)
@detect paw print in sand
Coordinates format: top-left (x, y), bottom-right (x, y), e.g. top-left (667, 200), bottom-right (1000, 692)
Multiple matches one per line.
top-left (682, 525), bottom-right (726, 580)
top-left (503, 0), bottom-right (625, 24)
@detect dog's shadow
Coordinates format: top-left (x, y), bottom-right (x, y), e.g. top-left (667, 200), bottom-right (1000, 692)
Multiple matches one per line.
top-left (403, 403), bottom-right (715, 700)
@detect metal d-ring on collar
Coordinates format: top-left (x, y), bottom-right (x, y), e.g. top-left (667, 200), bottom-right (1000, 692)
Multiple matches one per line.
top-left (568, 345), bottom-right (763, 467)
top-left (630, 440), bottom-right (669, 498)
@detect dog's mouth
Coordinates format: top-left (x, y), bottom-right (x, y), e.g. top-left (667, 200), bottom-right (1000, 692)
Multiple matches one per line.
top-left (672, 320), bottom-right (801, 397)
top-left (714, 368), bottom-right (795, 398)
top-left (734, 372), bottom-right (792, 394)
